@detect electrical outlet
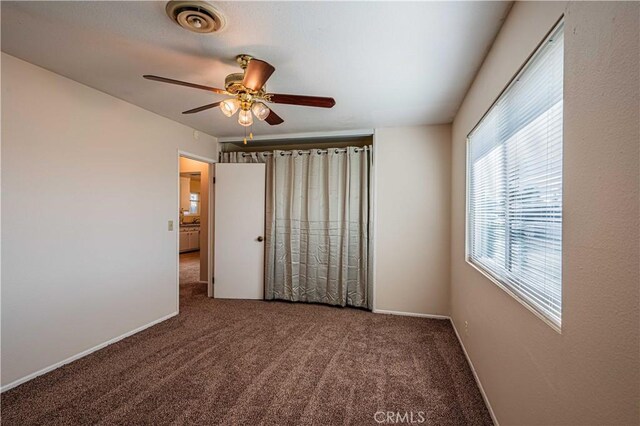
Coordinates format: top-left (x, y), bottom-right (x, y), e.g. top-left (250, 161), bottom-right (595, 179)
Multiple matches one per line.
top-left (464, 320), bottom-right (469, 336)
top-left (168, 220), bottom-right (174, 231)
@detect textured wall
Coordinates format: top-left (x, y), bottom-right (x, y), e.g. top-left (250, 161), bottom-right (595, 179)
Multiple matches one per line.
top-left (1, 54), bottom-right (218, 388)
top-left (374, 125), bottom-right (451, 316)
top-left (450, 2), bottom-right (639, 424)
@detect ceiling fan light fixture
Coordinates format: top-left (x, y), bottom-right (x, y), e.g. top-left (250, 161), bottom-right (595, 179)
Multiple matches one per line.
top-left (251, 102), bottom-right (270, 121)
top-left (144, 54), bottom-right (336, 131)
top-left (220, 98), bottom-right (240, 117)
top-left (238, 109), bottom-right (253, 127)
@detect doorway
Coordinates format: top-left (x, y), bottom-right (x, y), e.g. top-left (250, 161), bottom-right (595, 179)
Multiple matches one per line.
top-left (178, 154), bottom-right (213, 303)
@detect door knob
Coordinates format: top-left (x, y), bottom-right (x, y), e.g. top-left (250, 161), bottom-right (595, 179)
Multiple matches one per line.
top-left (257, 236), bottom-right (264, 242)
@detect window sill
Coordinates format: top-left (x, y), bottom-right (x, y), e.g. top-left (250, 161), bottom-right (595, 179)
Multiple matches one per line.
top-left (465, 258), bottom-right (562, 334)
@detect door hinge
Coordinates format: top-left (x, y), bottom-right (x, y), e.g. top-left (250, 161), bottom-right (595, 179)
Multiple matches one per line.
top-left (212, 277), bottom-right (215, 284)
top-left (213, 177), bottom-right (216, 184)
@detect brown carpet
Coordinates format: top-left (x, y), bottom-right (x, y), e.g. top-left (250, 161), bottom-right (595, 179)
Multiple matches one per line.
top-left (1, 277), bottom-right (491, 425)
top-left (179, 251), bottom-right (207, 298)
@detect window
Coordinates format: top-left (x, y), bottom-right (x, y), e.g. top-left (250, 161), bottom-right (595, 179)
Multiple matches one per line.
top-left (189, 193), bottom-right (200, 215)
top-left (467, 22), bottom-right (564, 328)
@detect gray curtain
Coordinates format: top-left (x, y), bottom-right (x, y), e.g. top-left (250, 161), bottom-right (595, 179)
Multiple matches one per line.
top-left (220, 147), bottom-right (372, 309)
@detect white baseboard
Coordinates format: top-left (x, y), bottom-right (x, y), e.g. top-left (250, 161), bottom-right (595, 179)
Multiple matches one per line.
top-left (450, 318), bottom-right (499, 426)
top-left (372, 309), bottom-right (450, 320)
top-left (0, 311), bottom-right (178, 393)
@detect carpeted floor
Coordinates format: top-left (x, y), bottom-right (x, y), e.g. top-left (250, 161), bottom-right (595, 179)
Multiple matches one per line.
top-left (179, 250), bottom-right (207, 298)
top-left (1, 263), bottom-right (492, 425)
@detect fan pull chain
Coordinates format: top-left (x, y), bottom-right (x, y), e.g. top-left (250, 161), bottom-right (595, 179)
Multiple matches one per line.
top-left (244, 124), bottom-right (254, 145)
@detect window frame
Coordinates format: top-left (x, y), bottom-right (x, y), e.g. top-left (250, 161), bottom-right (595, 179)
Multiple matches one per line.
top-left (188, 192), bottom-right (200, 216)
top-left (464, 17), bottom-right (564, 333)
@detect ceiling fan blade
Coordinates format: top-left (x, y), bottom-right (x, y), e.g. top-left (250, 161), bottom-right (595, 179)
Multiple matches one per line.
top-left (143, 75), bottom-right (226, 94)
top-left (242, 59), bottom-right (275, 91)
top-left (267, 93), bottom-right (335, 108)
top-left (182, 102), bottom-right (221, 114)
top-left (265, 109), bottom-right (284, 125)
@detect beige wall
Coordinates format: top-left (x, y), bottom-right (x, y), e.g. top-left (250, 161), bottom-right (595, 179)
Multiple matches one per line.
top-left (374, 125), bottom-right (451, 316)
top-left (179, 157), bottom-right (210, 282)
top-left (450, 2), bottom-right (639, 425)
top-left (1, 53), bottom-right (218, 388)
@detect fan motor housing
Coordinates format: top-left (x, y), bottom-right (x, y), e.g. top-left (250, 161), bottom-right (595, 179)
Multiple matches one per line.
top-left (224, 73), bottom-right (245, 94)
top-left (166, 1), bottom-right (226, 34)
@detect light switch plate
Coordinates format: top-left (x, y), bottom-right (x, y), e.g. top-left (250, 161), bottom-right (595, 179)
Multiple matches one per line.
top-left (168, 220), bottom-right (174, 231)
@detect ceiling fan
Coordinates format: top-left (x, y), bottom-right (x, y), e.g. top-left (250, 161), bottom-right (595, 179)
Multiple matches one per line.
top-left (143, 54), bottom-right (336, 132)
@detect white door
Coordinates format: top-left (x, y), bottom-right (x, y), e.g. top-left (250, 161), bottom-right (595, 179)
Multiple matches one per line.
top-left (214, 163), bottom-right (266, 299)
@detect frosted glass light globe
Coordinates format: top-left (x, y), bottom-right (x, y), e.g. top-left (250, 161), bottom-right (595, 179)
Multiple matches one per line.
top-left (220, 98), bottom-right (240, 117)
top-left (251, 102), bottom-right (270, 121)
top-left (238, 109), bottom-right (253, 127)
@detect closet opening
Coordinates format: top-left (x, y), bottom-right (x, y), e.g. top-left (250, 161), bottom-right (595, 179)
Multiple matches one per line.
top-left (216, 133), bottom-right (375, 310)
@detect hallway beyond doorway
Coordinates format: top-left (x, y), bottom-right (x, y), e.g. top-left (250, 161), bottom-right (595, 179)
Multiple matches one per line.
top-left (179, 251), bottom-right (206, 300)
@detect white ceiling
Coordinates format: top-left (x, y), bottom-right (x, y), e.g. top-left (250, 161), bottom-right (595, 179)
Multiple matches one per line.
top-left (1, 1), bottom-right (511, 138)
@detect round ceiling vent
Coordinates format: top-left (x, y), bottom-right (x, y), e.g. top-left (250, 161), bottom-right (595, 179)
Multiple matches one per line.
top-left (166, 1), bottom-right (226, 34)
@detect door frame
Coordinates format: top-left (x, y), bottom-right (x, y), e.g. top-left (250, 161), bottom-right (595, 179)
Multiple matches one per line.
top-left (177, 150), bottom-right (216, 313)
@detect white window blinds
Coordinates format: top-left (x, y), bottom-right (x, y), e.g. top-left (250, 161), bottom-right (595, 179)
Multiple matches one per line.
top-left (467, 22), bottom-right (564, 327)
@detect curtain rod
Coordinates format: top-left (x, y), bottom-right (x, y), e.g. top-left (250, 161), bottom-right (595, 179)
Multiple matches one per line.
top-left (218, 129), bottom-right (374, 143)
top-left (238, 147), bottom-right (370, 157)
